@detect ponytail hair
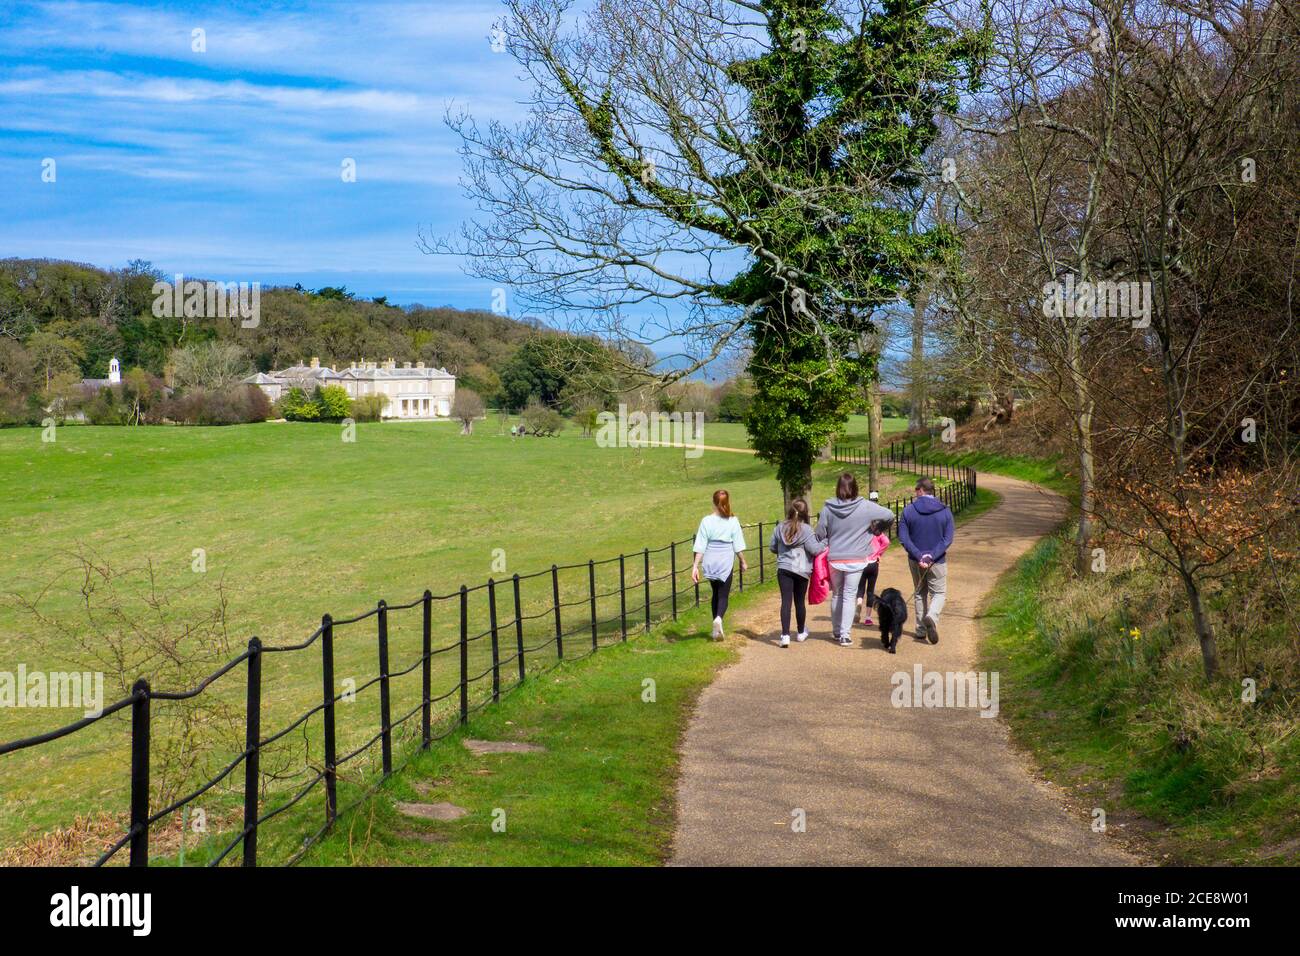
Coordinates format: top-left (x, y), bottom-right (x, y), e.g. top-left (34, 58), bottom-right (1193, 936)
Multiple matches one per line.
top-left (712, 489), bottom-right (733, 519)
top-left (782, 498), bottom-right (810, 544)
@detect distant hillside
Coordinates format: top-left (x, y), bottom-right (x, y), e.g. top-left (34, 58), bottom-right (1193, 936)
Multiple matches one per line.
top-left (0, 258), bottom-right (549, 397)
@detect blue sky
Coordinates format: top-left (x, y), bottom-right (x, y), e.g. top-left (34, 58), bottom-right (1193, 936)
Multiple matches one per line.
top-left (0, 0), bottom-right (530, 309)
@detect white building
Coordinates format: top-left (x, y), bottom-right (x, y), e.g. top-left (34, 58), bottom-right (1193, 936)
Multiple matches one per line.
top-left (245, 357), bottom-right (456, 420)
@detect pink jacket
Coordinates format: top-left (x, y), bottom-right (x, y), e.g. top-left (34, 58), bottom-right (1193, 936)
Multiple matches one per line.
top-left (808, 552), bottom-right (831, 605)
top-left (866, 533), bottom-right (890, 564)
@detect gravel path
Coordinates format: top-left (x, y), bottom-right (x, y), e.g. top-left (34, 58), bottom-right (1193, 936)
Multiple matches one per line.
top-left (669, 472), bottom-right (1136, 866)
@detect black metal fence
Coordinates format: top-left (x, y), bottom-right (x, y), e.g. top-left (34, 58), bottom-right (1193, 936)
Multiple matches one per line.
top-left (0, 448), bottom-right (977, 868)
top-left (832, 441), bottom-right (979, 520)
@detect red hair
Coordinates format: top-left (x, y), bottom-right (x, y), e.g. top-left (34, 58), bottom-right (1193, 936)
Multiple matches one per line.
top-left (712, 489), bottom-right (732, 519)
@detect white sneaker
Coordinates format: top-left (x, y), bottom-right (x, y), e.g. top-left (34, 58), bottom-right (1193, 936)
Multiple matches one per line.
top-left (712, 616), bottom-right (724, 641)
top-left (778, 634), bottom-right (790, 648)
top-left (838, 635), bottom-right (854, 647)
top-left (795, 631), bottom-right (809, 643)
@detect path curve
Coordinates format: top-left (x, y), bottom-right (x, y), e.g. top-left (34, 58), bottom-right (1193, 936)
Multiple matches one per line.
top-left (669, 472), bottom-right (1136, 866)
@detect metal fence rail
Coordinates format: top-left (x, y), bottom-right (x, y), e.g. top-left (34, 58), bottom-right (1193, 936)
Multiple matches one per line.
top-left (0, 447), bottom-right (977, 867)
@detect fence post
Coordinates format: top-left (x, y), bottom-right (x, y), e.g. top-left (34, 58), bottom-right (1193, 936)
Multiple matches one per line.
top-left (459, 585), bottom-right (469, 724)
top-left (320, 614), bottom-right (337, 824)
top-left (551, 564), bottom-right (563, 660)
top-left (670, 543), bottom-right (678, 620)
top-left (422, 590), bottom-right (432, 749)
top-left (643, 548), bottom-right (651, 631)
top-left (619, 554), bottom-right (627, 640)
top-left (377, 601), bottom-right (393, 776)
top-left (242, 636), bottom-right (262, 867)
top-left (129, 678), bottom-right (151, 867)
top-left (588, 560), bottom-right (598, 651)
top-left (513, 574), bottom-right (525, 684)
top-left (488, 578), bottom-right (501, 703)
top-left (694, 544), bottom-right (701, 607)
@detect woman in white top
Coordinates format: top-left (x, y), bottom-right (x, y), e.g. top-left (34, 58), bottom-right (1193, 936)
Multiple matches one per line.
top-left (691, 489), bottom-right (749, 640)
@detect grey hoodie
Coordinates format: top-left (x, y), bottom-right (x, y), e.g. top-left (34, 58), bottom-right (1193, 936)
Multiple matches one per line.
top-left (769, 521), bottom-right (827, 577)
top-left (816, 496), bottom-right (896, 565)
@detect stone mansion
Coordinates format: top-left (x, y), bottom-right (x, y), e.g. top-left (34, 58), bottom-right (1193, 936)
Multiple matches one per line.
top-left (245, 357), bottom-right (456, 420)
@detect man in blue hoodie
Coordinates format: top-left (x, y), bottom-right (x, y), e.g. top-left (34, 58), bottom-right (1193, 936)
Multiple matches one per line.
top-left (898, 477), bottom-right (955, 644)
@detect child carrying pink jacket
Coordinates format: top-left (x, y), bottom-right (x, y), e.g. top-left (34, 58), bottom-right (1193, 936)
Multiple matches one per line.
top-left (856, 518), bottom-right (892, 625)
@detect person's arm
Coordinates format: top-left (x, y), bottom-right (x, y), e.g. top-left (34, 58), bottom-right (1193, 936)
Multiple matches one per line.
top-left (769, 525), bottom-right (780, 555)
top-left (802, 525), bottom-right (827, 556)
top-left (733, 519), bottom-right (748, 570)
top-left (692, 517), bottom-right (708, 555)
top-left (815, 509), bottom-right (830, 541)
top-left (898, 508), bottom-right (921, 562)
top-left (932, 509), bottom-right (955, 562)
top-left (691, 518), bottom-right (707, 584)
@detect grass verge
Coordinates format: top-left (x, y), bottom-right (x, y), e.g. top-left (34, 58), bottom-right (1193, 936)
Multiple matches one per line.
top-left (980, 534), bottom-right (1299, 865)
top-left (291, 587), bottom-right (772, 866)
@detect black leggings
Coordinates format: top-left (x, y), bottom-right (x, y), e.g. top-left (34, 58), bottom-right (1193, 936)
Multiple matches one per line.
top-left (777, 569), bottom-right (809, 635)
top-left (710, 574), bottom-right (733, 620)
top-left (856, 562), bottom-right (879, 608)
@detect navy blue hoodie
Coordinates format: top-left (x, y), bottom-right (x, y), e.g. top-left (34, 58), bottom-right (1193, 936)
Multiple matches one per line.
top-left (899, 495), bottom-right (955, 564)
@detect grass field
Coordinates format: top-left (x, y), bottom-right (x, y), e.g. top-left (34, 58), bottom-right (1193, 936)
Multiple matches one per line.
top-left (0, 415), bottom-right (923, 861)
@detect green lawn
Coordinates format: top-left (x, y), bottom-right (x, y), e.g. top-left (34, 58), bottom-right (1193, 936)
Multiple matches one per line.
top-left (0, 416), bottom-right (926, 861)
top-left (0, 419), bottom-right (789, 855)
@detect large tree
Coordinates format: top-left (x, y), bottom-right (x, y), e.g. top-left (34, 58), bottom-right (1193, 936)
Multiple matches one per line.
top-left (436, 0), bottom-right (987, 501)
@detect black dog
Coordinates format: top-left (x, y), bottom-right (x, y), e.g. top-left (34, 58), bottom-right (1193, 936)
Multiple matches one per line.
top-left (875, 587), bottom-right (908, 653)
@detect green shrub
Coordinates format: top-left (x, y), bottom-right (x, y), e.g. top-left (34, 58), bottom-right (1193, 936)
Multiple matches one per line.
top-left (351, 394), bottom-right (388, 422)
top-left (280, 387), bottom-right (321, 421)
top-left (317, 385), bottom-right (352, 421)
top-left (521, 400), bottom-right (564, 436)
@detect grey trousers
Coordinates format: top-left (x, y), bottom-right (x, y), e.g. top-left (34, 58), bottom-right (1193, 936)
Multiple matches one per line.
top-left (909, 559), bottom-right (948, 626)
top-left (830, 567), bottom-right (865, 640)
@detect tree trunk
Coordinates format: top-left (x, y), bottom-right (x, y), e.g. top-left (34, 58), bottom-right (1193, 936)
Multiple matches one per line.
top-left (1182, 566), bottom-right (1219, 680)
top-left (784, 464), bottom-right (813, 513)
top-left (908, 283), bottom-right (928, 432)
top-left (868, 376), bottom-right (884, 493)
top-left (1070, 339), bottom-right (1096, 577)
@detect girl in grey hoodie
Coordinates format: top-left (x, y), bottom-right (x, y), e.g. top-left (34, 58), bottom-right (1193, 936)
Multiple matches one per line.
top-left (816, 473), bottom-right (896, 645)
top-left (769, 498), bottom-right (827, 647)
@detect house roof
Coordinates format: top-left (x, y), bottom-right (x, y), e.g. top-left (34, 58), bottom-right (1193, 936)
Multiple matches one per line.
top-left (334, 366), bottom-right (454, 381)
top-left (275, 364), bottom-right (340, 380)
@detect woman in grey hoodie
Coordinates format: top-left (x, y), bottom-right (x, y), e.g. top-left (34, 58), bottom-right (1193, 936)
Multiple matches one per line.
top-left (769, 498), bottom-right (827, 647)
top-left (816, 473), bottom-right (896, 646)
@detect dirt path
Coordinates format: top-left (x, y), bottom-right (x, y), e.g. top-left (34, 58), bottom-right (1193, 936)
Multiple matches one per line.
top-left (669, 472), bottom-right (1136, 866)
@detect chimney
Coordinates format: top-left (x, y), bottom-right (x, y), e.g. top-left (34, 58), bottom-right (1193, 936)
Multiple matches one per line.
top-left (416, 361), bottom-right (425, 369)
top-left (350, 361), bottom-right (357, 370)
top-left (403, 361), bottom-right (412, 369)
top-left (310, 357), bottom-right (320, 369)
